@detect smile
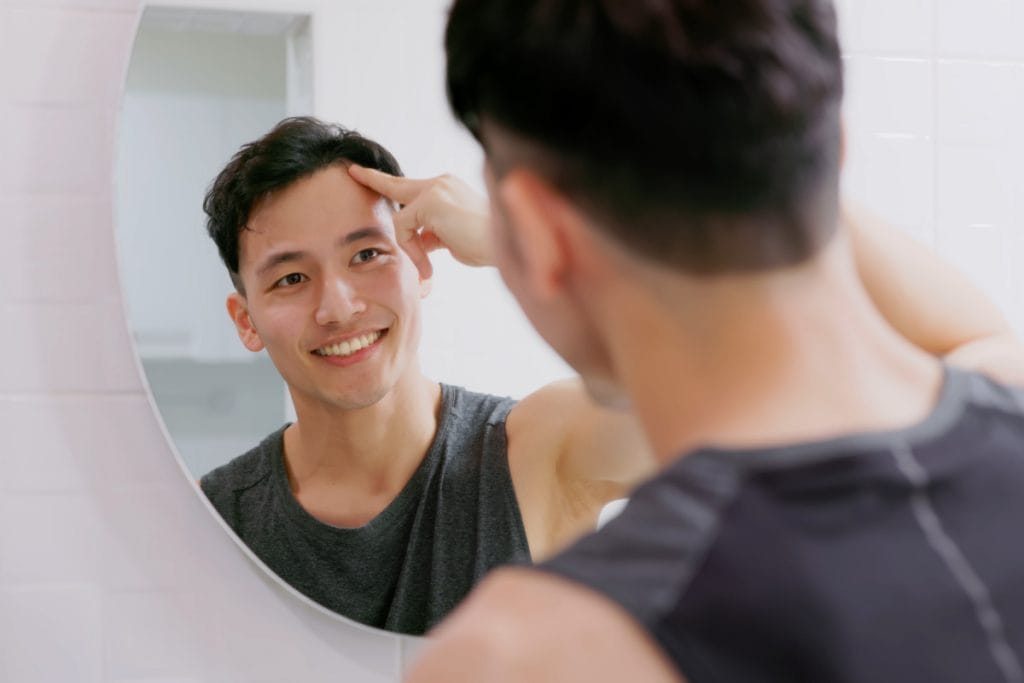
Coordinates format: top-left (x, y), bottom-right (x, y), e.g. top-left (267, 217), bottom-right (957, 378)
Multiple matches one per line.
top-left (313, 330), bottom-right (385, 358)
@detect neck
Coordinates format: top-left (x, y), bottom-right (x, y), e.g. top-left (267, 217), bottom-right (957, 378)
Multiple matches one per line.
top-left (597, 233), bottom-right (943, 463)
top-left (284, 367), bottom-right (441, 495)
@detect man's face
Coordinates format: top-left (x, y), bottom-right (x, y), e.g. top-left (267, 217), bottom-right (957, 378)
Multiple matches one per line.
top-left (228, 164), bottom-right (428, 412)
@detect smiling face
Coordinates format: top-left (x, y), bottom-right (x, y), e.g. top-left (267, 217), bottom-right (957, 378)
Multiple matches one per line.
top-left (227, 164), bottom-right (429, 413)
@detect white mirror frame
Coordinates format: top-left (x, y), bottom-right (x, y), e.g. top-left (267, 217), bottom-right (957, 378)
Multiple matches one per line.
top-left (0, 0), bottom-right (419, 679)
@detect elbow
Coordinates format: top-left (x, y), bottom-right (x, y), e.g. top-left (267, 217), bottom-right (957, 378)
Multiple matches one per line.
top-left (945, 332), bottom-right (1024, 387)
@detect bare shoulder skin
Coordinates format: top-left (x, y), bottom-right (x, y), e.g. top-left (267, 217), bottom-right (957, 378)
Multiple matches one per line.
top-left (503, 378), bottom-right (654, 559)
top-left (405, 568), bottom-right (684, 683)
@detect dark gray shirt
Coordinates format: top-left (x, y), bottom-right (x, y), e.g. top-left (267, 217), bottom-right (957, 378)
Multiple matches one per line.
top-left (200, 384), bottom-right (531, 635)
top-left (544, 367), bottom-right (1024, 682)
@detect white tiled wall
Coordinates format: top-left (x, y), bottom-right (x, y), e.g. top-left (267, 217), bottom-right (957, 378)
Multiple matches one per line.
top-left (2, 1), bottom-right (1022, 681)
top-left (0, 0), bottom-right (405, 681)
top-left (838, 0), bottom-right (1024, 334)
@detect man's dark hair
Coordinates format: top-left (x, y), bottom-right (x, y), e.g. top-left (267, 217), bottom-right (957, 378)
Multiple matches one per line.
top-left (204, 116), bottom-right (403, 291)
top-left (445, 0), bottom-right (844, 274)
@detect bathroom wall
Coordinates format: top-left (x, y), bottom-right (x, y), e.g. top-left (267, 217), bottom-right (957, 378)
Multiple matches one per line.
top-left (838, 0), bottom-right (1024, 332)
top-left (1, 0), bottom-right (1022, 681)
top-left (0, 1), bottom-right (409, 680)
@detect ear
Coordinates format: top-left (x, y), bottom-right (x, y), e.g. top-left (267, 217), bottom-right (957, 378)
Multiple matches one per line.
top-left (497, 169), bottom-right (584, 299)
top-left (226, 292), bottom-right (265, 352)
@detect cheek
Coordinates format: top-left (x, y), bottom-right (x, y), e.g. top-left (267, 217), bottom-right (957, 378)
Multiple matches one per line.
top-left (395, 256), bottom-right (425, 301)
top-left (252, 287), bottom-right (315, 328)
top-left (364, 263), bottom-right (420, 312)
top-left (251, 305), bottom-right (297, 345)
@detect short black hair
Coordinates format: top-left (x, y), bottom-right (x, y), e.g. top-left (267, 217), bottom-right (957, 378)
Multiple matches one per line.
top-left (204, 116), bottom-right (403, 291)
top-left (445, 0), bottom-right (844, 274)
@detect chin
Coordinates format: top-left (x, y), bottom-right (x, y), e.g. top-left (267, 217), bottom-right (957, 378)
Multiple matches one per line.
top-left (305, 373), bottom-right (389, 411)
top-left (334, 382), bottom-right (394, 411)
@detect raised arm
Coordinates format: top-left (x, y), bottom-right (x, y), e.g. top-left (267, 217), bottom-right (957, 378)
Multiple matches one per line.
top-left (845, 203), bottom-right (1024, 385)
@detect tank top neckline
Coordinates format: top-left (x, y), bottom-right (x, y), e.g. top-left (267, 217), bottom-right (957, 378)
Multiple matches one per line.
top-left (267, 383), bottom-right (456, 538)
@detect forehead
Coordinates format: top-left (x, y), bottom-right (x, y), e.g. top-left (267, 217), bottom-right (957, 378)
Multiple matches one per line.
top-left (239, 164), bottom-right (394, 268)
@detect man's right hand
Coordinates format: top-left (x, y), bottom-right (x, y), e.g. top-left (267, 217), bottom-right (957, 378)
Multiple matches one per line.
top-left (348, 165), bottom-right (493, 280)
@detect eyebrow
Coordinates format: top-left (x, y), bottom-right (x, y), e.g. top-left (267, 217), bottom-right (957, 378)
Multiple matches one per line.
top-left (341, 226), bottom-right (388, 246)
top-left (255, 250), bottom-right (306, 280)
top-left (253, 226), bottom-right (390, 279)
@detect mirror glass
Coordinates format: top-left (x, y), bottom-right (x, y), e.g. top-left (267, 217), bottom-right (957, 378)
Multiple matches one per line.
top-left (117, 7), bottom-right (309, 471)
top-left (116, 4), bottom-right (618, 636)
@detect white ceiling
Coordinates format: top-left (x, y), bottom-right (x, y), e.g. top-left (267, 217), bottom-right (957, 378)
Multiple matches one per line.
top-left (142, 7), bottom-right (305, 36)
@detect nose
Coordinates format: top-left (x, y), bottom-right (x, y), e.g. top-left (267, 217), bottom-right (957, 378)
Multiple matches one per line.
top-left (314, 276), bottom-right (366, 327)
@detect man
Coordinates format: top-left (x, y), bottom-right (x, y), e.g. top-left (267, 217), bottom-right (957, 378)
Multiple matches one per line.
top-left (406, 0), bottom-right (1024, 680)
top-left (200, 117), bottom-right (651, 635)
top-left (206, 115), bottom-right (1019, 643)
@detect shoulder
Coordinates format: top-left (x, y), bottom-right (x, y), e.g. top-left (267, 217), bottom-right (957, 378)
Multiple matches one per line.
top-left (504, 378), bottom-right (583, 459)
top-left (406, 567), bottom-right (683, 683)
top-left (507, 377), bottom-right (586, 427)
top-left (199, 427), bottom-right (283, 503)
top-left (506, 377), bottom-right (654, 504)
top-left (444, 383), bottom-right (517, 429)
top-left (956, 365), bottom-right (1024, 421)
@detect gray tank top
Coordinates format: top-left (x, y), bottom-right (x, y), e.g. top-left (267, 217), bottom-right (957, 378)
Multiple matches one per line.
top-left (199, 384), bottom-right (531, 635)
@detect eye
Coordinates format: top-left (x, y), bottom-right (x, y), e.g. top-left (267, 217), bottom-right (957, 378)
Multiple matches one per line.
top-left (352, 248), bottom-right (381, 265)
top-left (274, 272), bottom-right (307, 288)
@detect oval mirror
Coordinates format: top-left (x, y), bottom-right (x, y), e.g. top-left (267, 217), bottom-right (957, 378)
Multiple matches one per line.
top-left (115, 2), bottom-right (629, 637)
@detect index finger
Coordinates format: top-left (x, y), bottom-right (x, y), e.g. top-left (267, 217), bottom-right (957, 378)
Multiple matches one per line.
top-left (401, 231), bottom-right (434, 282)
top-left (348, 164), bottom-right (431, 205)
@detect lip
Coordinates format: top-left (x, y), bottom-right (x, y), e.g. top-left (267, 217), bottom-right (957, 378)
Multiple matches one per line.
top-left (311, 328), bottom-right (388, 368)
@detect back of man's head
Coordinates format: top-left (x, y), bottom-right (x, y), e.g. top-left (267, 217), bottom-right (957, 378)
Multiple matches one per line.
top-left (204, 116), bottom-right (403, 292)
top-left (445, 0), bottom-right (844, 274)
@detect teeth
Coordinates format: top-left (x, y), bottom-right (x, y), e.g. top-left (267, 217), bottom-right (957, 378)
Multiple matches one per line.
top-left (316, 331), bottom-right (383, 357)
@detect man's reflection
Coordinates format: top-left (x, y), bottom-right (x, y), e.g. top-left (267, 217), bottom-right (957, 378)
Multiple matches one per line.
top-left (199, 117), bottom-right (652, 635)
